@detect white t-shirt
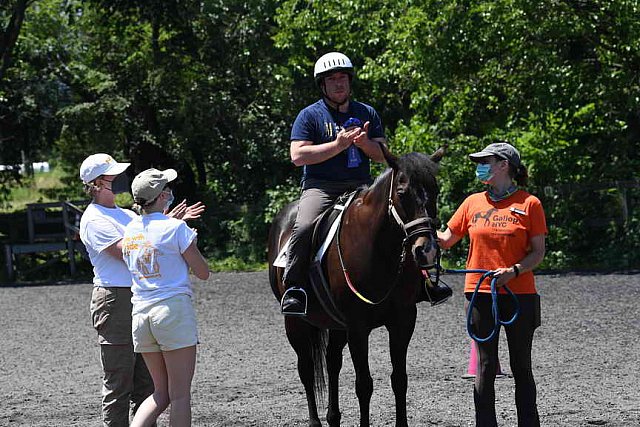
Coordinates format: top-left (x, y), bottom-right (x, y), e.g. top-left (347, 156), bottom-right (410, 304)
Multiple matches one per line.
top-left (122, 212), bottom-right (197, 313)
top-left (79, 202), bottom-right (137, 287)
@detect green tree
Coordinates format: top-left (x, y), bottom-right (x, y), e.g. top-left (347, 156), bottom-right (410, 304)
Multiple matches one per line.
top-left (274, 0), bottom-right (640, 269)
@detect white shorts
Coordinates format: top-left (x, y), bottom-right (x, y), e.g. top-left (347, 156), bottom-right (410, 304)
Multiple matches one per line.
top-left (132, 294), bottom-right (198, 353)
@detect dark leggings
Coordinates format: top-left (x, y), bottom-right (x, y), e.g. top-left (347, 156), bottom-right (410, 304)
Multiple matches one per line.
top-left (466, 293), bottom-right (541, 427)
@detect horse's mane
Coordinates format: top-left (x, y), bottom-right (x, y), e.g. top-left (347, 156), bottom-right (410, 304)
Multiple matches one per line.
top-left (368, 168), bottom-right (393, 191)
top-left (398, 152), bottom-right (439, 192)
top-left (366, 152), bottom-right (439, 196)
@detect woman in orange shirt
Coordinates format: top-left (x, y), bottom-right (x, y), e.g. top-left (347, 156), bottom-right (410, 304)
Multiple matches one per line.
top-left (438, 142), bottom-right (547, 427)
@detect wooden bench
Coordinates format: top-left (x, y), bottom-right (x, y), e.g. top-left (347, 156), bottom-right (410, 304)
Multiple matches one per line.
top-left (3, 201), bottom-right (88, 282)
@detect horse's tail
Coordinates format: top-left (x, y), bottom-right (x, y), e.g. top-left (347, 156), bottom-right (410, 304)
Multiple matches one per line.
top-left (309, 327), bottom-right (328, 402)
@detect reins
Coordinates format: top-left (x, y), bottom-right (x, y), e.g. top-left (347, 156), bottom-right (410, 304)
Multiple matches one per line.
top-left (444, 268), bottom-right (520, 343)
top-left (336, 169), bottom-right (437, 305)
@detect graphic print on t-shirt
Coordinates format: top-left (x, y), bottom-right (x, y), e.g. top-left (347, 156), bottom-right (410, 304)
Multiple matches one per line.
top-left (470, 207), bottom-right (521, 234)
top-left (136, 242), bottom-right (161, 279)
top-left (123, 233), bottom-right (162, 280)
top-left (471, 208), bottom-right (498, 227)
top-left (324, 121), bottom-right (335, 138)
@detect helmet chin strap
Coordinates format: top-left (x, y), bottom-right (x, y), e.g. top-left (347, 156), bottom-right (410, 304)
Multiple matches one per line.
top-left (320, 81), bottom-right (350, 112)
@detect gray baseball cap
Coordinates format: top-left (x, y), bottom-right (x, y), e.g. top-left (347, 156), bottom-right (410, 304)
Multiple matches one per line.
top-left (469, 142), bottom-right (521, 167)
top-left (131, 168), bottom-right (177, 204)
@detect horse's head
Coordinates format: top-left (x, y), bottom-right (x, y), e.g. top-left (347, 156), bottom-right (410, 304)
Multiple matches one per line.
top-left (381, 143), bottom-right (445, 269)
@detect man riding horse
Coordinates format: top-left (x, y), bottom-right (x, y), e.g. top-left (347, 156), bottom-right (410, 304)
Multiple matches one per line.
top-left (281, 51), bottom-right (451, 315)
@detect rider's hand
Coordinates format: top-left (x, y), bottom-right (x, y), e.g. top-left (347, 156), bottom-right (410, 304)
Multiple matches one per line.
top-left (335, 127), bottom-right (360, 151)
top-left (353, 121), bottom-right (371, 147)
top-left (491, 267), bottom-right (517, 287)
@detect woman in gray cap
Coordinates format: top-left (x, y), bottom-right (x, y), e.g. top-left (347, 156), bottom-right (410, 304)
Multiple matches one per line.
top-left (79, 153), bottom-right (155, 426)
top-left (79, 154), bottom-right (205, 426)
top-left (122, 168), bottom-right (209, 427)
top-left (437, 142), bottom-right (547, 427)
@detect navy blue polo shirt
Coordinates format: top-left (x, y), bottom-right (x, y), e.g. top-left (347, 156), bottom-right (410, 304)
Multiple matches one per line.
top-left (290, 99), bottom-right (385, 188)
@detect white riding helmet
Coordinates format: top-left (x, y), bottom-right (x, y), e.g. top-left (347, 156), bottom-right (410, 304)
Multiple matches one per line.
top-left (313, 52), bottom-right (354, 84)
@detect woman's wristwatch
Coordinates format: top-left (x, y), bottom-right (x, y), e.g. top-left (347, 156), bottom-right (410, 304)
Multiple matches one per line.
top-left (512, 264), bottom-right (520, 277)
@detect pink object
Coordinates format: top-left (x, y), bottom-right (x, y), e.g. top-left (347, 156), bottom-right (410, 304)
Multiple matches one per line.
top-left (465, 340), bottom-right (504, 377)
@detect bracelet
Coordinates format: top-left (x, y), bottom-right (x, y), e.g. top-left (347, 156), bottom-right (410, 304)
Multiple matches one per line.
top-left (513, 264), bottom-right (520, 277)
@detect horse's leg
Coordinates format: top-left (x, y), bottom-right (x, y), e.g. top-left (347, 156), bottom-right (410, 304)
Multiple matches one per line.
top-left (326, 329), bottom-right (347, 427)
top-left (386, 305), bottom-right (417, 427)
top-left (347, 326), bottom-right (373, 427)
top-left (286, 318), bottom-right (324, 427)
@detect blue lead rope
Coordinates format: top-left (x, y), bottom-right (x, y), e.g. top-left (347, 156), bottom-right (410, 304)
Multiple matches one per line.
top-left (443, 269), bottom-right (520, 343)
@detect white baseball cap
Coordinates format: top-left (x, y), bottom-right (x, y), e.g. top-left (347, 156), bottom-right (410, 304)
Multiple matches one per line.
top-left (131, 168), bottom-right (177, 204)
top-left (80, 153), bottom-right (130, 184)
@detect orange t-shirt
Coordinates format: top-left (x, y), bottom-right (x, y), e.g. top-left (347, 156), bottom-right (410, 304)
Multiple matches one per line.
top-left (447, 190), bottom-right (547, 294)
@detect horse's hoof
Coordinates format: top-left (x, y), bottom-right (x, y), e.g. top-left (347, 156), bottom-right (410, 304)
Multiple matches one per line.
top-left (327, 411), bottom-right (341, 427)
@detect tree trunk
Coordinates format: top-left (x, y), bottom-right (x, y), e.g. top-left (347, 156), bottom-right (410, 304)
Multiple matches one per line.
top-left (0, 0), bottom-right (29, 85)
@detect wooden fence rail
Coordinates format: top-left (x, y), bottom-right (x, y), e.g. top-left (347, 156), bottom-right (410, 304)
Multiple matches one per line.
top-left (3, 200), bottom-right (88, 282)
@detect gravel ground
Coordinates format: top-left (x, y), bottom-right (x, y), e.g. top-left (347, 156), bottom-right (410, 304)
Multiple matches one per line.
top-left (0, 271), bottom-right (638, 426)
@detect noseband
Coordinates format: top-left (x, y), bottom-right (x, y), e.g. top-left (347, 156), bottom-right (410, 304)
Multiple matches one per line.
top-left (387, 170), bottom-right (438, 255)
top-left (336, 169), bottom-right (439, 305)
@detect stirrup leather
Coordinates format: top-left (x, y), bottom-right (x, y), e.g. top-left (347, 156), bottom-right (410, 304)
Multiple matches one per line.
top-left (280, 287), bottom-right (308, 316)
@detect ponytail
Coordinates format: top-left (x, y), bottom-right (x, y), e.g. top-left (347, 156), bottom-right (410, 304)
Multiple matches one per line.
top-left (131, 202), bottom-right (144, 215)
top-left (133, 194), bottom-right (161, 215)
top-left (512, 163), bottom-right (528, 186)
top-left (83, 182), bottom-right (100, 198)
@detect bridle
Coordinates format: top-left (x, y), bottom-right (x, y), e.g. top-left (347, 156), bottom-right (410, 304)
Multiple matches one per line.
top-left (387, 170), bottom-right (439, 268)
top-left (337, 169), bottom-right (439, 305)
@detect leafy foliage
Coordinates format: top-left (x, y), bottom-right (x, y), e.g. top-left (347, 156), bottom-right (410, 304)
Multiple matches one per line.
top-left (1, 0), bottom-right (639, 271)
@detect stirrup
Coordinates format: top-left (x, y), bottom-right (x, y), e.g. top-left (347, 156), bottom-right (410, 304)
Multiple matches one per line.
top-left (424, 279), bottom-right (452, 307)
top-left (280, 287), bottom-right (308, 316)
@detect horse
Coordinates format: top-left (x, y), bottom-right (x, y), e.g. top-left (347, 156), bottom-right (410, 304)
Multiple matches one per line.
top-left (267, 144), bottom-right (445, 427)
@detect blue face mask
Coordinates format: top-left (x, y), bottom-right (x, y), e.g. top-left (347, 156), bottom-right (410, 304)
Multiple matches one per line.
top-left (475, 163), bottom-right (493, 183)
top-left (163, 190), bottom-right (175, 211)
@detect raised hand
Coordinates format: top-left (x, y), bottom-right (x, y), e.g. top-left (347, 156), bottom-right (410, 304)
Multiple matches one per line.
top-left (165, 199), bottom-right (188, 218)
top-left (182, 201), bottom-right (205, 221)
top-left (165, 200), bottom-right (206, 222)
top-left (335, 127), bottom-right (360, 151)
top-left (353, 121), bottom-right (370, 147)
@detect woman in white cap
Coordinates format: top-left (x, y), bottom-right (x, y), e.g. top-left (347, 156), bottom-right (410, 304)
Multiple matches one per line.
top-left (437, 142), bottom-right (547, 427)
top-left (79, 153), bottom-right (155, 426)
top-left (122, 168), bottom-right (209, 427)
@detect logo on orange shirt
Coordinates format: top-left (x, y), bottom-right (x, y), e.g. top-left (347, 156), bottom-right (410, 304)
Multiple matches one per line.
top-left (472, 208), bottom-right (498, 227)
top-left (471, 208), bottom-right (520, 230)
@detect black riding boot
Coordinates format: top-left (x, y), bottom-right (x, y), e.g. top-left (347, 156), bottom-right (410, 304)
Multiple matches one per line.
top-left (281, 286), bottom-right (308, 315)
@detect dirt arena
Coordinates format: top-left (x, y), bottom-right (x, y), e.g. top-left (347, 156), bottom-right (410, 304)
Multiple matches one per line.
top-left (0, 271), bottom-right (638, 426)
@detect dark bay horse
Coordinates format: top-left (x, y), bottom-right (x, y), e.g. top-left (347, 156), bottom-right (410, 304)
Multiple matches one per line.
top-left (267, 145), bottom-right (445, 427)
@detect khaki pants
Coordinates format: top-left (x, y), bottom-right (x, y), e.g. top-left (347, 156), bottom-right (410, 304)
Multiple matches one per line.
top-left (284, 179), bottom-right (366, 287)
top-left (91, 287), bottom-right (154, 426)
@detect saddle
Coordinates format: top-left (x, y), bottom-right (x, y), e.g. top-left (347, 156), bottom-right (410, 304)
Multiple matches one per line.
top-left (273, 190), bottom-right (360, 327)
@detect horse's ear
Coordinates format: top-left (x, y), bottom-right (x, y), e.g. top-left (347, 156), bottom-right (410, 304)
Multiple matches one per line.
top-left (378, 142), bottom-right (399, 170)
top-left (430, 144), bottom-right (448, 164)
